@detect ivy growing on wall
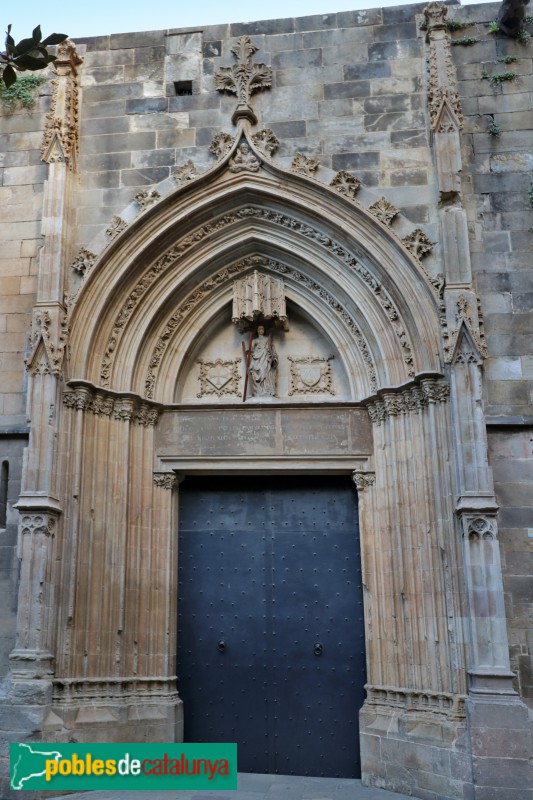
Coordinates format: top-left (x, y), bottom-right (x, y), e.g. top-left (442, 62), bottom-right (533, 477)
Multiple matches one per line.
top-left (0, 73), bottom-right (46, 109)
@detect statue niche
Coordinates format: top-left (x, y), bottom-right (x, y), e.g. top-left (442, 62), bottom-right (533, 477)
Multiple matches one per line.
top-left (244, 325), bottom-right (278, 398)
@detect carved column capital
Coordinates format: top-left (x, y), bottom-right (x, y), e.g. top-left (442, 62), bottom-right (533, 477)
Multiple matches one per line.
top-left (352, 470), bottom-right (376, 491)
top-left (153, 473), bottom-right (180, 490)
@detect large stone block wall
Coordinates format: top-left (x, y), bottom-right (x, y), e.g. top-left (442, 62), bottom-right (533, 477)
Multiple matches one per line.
top-left (451, 2), bottom-right (533, 702)
top-left (71, 1), bottom-right (439, 253)
top-left (0, 2), bottom-right (532, 797)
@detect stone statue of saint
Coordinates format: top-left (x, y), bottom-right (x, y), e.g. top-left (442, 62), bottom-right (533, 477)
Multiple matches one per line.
top-left (248, 325), bottom-right (278, 397)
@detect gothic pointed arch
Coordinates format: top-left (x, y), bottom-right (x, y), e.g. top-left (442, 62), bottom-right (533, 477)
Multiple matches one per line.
top-left (65, 125), bottom-right (444, 404)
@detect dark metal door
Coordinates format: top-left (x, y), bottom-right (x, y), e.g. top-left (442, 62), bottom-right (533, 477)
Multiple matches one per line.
top-left (177, 475), bottom-right (366, 777)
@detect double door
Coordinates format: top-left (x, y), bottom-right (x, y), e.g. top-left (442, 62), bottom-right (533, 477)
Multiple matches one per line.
top-left (177, 475), bottom-right (366, 777)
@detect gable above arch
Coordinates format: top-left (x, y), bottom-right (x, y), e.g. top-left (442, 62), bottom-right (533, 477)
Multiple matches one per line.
top-left (65, 124), bottom-right (444, 404)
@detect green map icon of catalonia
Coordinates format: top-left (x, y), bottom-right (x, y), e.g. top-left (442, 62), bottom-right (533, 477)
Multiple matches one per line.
top-left (10, 743), bottom-right (63, 790)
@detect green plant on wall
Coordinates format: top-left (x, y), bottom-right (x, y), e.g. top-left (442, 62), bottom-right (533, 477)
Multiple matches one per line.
top-left (0, 73), bottom-right (45, 109)
top-left (529, 183), bottom-right (533, 208)
top-left (0, 24), bottom-right (67, 87)
top-left (488, 118), bottom-right (501, 136)
top-left (489, 70), bottom-right (518, 84)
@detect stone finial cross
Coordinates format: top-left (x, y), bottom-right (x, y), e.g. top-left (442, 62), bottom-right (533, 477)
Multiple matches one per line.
top-left (215, 36), bottom-right (272, 125)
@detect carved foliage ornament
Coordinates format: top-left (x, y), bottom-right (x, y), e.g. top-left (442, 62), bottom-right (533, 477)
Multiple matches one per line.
top-left (209, 132), bottom-right (234, 160)
top-left (288, 355), bottom-right (335, 396)
top-left (215, 36), bottom-right (272, 125)
top-left (367, 379), bottom-right (450, 425)
top-left (106, 216), bottom-right (127, 239)
top-left (369, 197), bottom-right (399, 226)
top-left (41, 40), bottom-right (83, 169)
top-left (70, 248), bottom-right (96, 277)
top-left (329, 170), bottom-right (361, 200)
top-left (153, 473), bottom-right (179, 490)
top-left (173, 159), bottom-right (200, 185)
top-left (197, 358), bottom-right (242, 398)
top-left (134, 190), bottom-right (161, 210)
top-left (291, 152), bottom-right (320, 176)
top-left (63, 385), bottom-right (159, 426)
top-left (251, 128), bottom-right (280, 157)
top-left (352, 471), bottom-right (376, 491)
top-left (402, 228), bottom-right (435, 260)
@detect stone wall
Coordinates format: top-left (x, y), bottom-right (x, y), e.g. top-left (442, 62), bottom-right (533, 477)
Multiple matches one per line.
top-left (0, 2), bottom-right (532, 799)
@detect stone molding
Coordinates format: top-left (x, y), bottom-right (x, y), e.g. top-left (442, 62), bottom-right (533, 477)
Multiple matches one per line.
top-left (402, 228), bottom-right (436, 260)
top-left (63, 383), bottom-right (161, 425)
top-left (53, 676), bottom-right (179, 705)
top-left (41, 40), bottom-right (83, 170)
top-left (228, 142), bottom-right (262, 173)
top-left (95, 203), bottom-right (417, 393)
top-left (465, 515), bottom-right (496, 540)
top-left (173, 159), bottom-right (200, 185)
top-left (367, 378), bottom-right (450, 425)
top-left (287, 355), bottom-right (334, 396)
top-left (366, 684), bottom-right (466, 719)
top-left (215, 36), bottom-right (272, 125)
top-left (232, 270), bottom-right (288, 329)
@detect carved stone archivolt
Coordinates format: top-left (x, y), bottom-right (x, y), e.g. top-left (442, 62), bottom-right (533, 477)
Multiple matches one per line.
top-left (214, 36), bottom-right (272, 125)
top-left (197, 358), bottom-right (241, 397)
top-left (288, 355), bottom-right (334, 395)
top-left (63, 384), bottom-right (160, 425)
top-left (41, 40), bottom-right (83, 170)
top-left (329, 170), bottom-right (361, 199)
top-left (144, 253), bottom-right (378, 398)
top-left (367, 379), bottom-right (450, 425)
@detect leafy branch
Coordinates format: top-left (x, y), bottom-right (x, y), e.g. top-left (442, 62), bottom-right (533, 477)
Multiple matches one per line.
top-left (0, 24), bottom-right (67, 87)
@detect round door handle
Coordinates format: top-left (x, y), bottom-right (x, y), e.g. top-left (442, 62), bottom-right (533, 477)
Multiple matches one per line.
top-left (218, 640), bottom-right (226, 653)
top-left (314, 642), bottom-right (324, 656)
